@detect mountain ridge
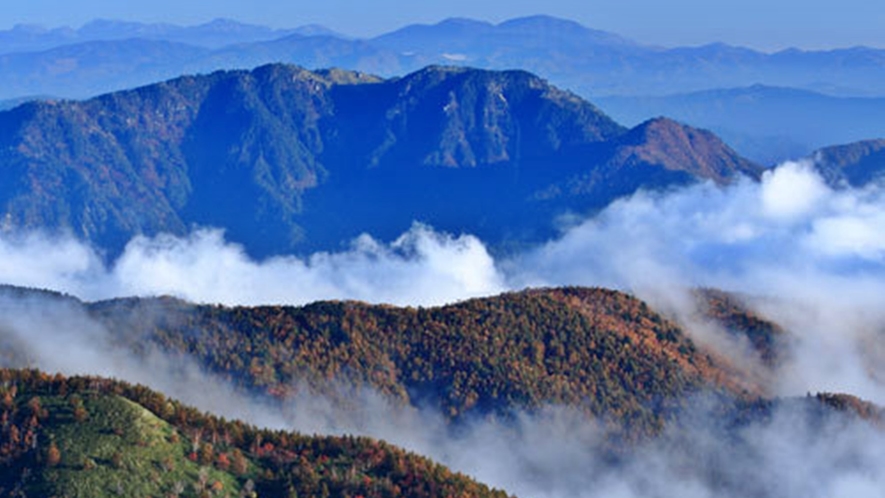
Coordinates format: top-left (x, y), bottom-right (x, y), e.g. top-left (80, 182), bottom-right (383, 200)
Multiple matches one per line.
top-left (0, 282), bottom-right (879, 497)
top-left (0, 63), bottom-right (760, 257)
top-left (1, 15), bottom-right (885, 102)
top-left (0, 283), bottom-right (773, 436)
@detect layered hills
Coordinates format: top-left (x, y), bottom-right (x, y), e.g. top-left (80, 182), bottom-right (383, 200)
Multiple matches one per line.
top-left (2, 285), bottom-right (776, 437)
top-left (0, 63), bottom-right (760, 257)
top-left (0, 285), bottom-right (879, 497)
top-left (0, 368), bottom-right (877, 498)
top-left (0, 15), bottom-right (882, 498)
top-left (4, 16), bottom-right (885, 168)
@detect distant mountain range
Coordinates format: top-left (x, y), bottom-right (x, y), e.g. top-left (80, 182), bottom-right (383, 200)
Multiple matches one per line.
top-left (0, 64), bottom-right (761, 257)
top-left (0, 18), bottom-right (341, 54)
top-left (3, 15), bottom-right (885, 101)
top-left (0, 16), bottom-right (885, 99)
top-left (2, 15), bottom-right (883, 164)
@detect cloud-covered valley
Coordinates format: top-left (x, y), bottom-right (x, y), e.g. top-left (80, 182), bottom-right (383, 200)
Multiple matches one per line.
top-left (2, 158), bottom-right (885, 402)
top-left (0, 159), bottom-right (884, 498)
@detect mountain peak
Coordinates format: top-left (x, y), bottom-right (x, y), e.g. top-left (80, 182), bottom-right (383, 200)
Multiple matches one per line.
top-left (497, 14), bottom-right (594, 34)
top-left (199, 17), bottom-right (248, 28)
top-left (498, 15), bottom-right (636, 46)
top-left (613, 117), bottom-right (764, 183)
top-left (0, 64), bottom-right (755, 256)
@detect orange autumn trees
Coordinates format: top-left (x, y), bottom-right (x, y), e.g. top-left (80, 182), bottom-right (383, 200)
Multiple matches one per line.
top-left (90, 287), bottom-right (767, 437)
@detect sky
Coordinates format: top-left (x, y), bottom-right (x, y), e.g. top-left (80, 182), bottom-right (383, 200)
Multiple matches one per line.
top-left (2, 0), bottom-right (884, 51)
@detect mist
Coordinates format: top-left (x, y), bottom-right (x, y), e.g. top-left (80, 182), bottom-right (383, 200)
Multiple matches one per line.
top-left (1, 290), bottom-right (882, 498)
top-left (510, 160), bottom-right (885, 404)
top-left (0, 158), bottom-right (883, 497)
top-left (0, 291), bottom-right (299, 432)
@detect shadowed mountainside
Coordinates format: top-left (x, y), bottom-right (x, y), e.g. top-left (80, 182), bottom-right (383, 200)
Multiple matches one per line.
top-left (810, 139), bottom-right (885, 187)
top-left (0, 63), bottom-right (761, 257)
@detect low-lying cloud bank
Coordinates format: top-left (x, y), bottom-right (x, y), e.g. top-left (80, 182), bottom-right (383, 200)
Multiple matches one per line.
top-left (0, 160), bottom-right (883, 400)
top-left (0, 160), bottom-right (880, 309)
top-left (512, 160), bottom-right (885, 404)
top-left (0, 159), bottom-right (884, 497)
top-left (515, 160), bottom-right (885, 294)
top-left (0, 224), bottom-right (505, 307)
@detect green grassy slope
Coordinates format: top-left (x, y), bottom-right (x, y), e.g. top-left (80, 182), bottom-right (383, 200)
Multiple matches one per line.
top-left (0, 369), bottom-right (510, 498)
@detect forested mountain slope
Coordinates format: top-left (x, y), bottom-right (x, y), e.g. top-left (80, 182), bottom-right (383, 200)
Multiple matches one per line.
top-left (0, 286), bottom-right (771, 437)
top-left (0, 64), bottom-right (761, 257)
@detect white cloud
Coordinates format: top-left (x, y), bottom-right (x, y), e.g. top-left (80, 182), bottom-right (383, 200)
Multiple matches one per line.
top-left (512, 162), bottom-right (885, 295)
top-left (0, 223), bottom-right (505, 307)
top-left (760, 160), bottom-right (830, 220)
top-left (0, 159), bottom-right (879, 312)
top-left (507, 161), bottom-right (885, 405)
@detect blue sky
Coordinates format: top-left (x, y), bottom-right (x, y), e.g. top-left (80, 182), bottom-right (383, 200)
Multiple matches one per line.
top-left (2, 0), bottom-right (884, 51)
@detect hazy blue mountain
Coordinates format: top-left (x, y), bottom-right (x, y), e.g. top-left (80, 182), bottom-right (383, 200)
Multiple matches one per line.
top-left (0, 39), bottom-right (211, 100)
top-left (0, 34), bottom-right (400, 101)
top-left (0, 64), bottom-right (759, 257)
top-left (77, 18), bottom-right (303, 48)
top-left (371, 15), bottom-right (638, 59)
top-left (0, 96), bottom-right (53, 111)
top-left (2, 15), bottom-right (885, 103)
top-left (369, 17), bottom-right (885, 97)
top-left (0, 23), bottom-right (79, 54)
top-left (0, 18), bottom-right (305, 54)
top-left (192, 34), bottom-right (406, 76)
top-left (596, 85), bottom-right (885, 164)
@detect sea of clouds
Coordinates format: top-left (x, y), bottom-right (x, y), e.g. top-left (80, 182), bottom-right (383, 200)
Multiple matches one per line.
top-left (0, 159), bottom-right (883, 497)
top-left (0, 160), bottom-right (880, 309)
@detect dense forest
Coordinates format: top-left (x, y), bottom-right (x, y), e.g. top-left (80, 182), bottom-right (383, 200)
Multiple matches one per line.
top-left (80, 287), bottom-right (776, 438)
